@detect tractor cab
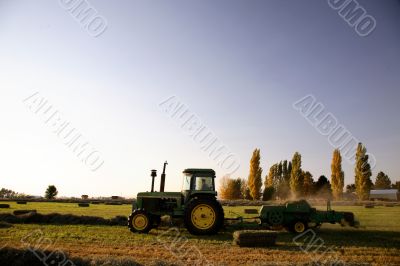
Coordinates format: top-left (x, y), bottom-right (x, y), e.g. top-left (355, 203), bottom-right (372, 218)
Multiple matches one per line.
top-left (181, 168), bottom-right (216, 203)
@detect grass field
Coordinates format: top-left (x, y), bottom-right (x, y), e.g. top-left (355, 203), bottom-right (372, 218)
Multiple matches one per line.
top-left (1, 201), bottom-right (400, 265)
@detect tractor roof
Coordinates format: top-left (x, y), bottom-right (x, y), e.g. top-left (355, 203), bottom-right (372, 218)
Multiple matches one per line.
top-left (183, 168), bottom-right (215, 175)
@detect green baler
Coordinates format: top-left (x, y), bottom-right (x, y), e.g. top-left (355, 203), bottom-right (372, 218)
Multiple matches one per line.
top-left (259, 200), bottom-right (358, 233)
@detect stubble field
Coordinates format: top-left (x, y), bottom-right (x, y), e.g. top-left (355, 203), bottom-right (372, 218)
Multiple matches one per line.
top-left (0, 201), bottom-right (399, 265)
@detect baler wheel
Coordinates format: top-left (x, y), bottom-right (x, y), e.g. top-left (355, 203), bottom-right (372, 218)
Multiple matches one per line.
top-left (268, 210), bottom-right (284, 226)
top-left (290, 220), bottom-right (308, 234)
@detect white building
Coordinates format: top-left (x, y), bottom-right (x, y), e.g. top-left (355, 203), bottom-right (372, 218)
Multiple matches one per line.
top-left (369, 189), bottom-right (399, 201)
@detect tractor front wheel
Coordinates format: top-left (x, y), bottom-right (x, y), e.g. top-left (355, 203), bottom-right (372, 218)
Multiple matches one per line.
top-left (128, 209), bottom-right (152, 233)
top-left (184, 198), bottom-right (224, 235)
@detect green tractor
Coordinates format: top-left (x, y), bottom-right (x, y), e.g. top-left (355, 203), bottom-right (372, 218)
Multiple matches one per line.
top-left (128, 162), bottom-right (224, 235)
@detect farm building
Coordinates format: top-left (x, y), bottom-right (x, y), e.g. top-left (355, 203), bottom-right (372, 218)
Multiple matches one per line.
top-left (369, 189), bottom-right (399, 201)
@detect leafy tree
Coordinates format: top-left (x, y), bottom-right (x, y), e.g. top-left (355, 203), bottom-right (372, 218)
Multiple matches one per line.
top-left (374, 171), bottom-right (391, 189)
top-left (354, 143), bottom-right (372, 200)
top-left (219, 176), bottom-right (243, 200)
top-left (248, 149), bottom-right (262, 200)
top-left (45, 185), bottom-right (58, 200)
top-left (315, 175), bottom-right (332, 198)
top-left (290, 152), bottom-right (303, 198)
top-left (302, 171), bottom-right (314, 197)
top-left (392, 181), bottom-right (400, 191)
top-left (263, 163), bottom-right (280, 200)
top-left (331, 149), bottom-right (344, 200)
top-left (241, 180), bottom-right (252, 200)
top-left (262, 186), bottom-right (275, 201)
top-left (219, 175), bottom-right (231, 199)
top-left (0, 188), bottom-right (16, 198)
top-left (0, 188), bottom-right (25, 199)
top-left (346, 184), bottom-right (356, 193)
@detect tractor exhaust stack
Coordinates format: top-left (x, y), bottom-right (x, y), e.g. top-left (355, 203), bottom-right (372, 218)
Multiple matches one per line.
top-left (150, 170), bottom-right (157, 192)
top-left (160, 161), bottom-right (168, 192)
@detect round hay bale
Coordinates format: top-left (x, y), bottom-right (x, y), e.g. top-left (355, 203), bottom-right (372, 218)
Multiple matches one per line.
top-left (16, 201), bottom-right (27, 205)
top-left (0, 204), bottom-right (10, 209)
top-left (233, 230), bottom-right (277, 247)
top-left (384, 204), bottom-right (395, 207)
top-left (13, 210), bottom-right (37, 215)
top-left (78, 203), bottom-right (90, 207)
top-left (364, 204), bottom-right (374, 208)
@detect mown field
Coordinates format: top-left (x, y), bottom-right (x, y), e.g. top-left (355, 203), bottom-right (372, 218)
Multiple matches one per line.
top-left (0, 201), bottom-right (400, 265)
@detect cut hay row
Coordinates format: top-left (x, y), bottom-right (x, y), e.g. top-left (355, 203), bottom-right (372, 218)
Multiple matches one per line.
top-left (13, 210), bottom-right (37, 215)
top-left (16, 201), bottom-right (27, 204)
top-left (0, 221), bottom-right (13, 228)
top-left (233, 230), bottom-right (277, 247)
top-left (0, 247), bottom-right (142, 266)
top-left (0, 204), bottom-right (10, 208)
top-left (0, 212), bottom-right (127, 226)
top-left (78, 203), bottom-right (90, 207)
top-left (105, 202), bottom-right (123, 205)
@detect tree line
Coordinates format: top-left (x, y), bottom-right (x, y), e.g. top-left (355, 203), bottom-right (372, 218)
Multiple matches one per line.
top-left (220, 143), bottom-right (399, 201)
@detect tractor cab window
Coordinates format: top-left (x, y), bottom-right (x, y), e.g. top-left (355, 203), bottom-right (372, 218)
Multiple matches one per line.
top-left (194, 176), bottom-right (213, 191)
top-left (182, 174), bottom-right (192, 191)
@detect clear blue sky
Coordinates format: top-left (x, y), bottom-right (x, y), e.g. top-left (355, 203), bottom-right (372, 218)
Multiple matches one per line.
top-left (1, 0), bottom-right (399, 197)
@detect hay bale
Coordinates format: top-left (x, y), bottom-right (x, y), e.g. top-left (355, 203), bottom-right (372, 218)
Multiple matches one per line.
top-left (16, 201), bottom-right (27, 204)
top-left (364, 204), bottom-right (374, 208)
top-left (13, 210), bottom-right (37, 216)
top-left (244, 209), bottom-right (258, 214)
top-left (0, 204), bottom-right (10, 209)
top-left (233, 230), bottom-right (277, 247)
top-left (78, 203), bottom-right (90, 207)
top-left (385, 203), bottom-right (395, 207)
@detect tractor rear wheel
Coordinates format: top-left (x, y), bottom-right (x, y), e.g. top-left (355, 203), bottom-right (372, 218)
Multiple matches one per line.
top-left (128, 209), bottom-right (152, 233)
top-left (184, 198), bottom-right (224, 235)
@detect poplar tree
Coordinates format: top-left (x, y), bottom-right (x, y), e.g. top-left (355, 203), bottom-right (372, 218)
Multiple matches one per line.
top-left (290, 152), bottom-right (303, 198)
top-left (331, 149), bottom-right (344, 200)
top-left (355, 143), bottom-right (372, 200)
top-left (248, 149), bottom-right (262, 200)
